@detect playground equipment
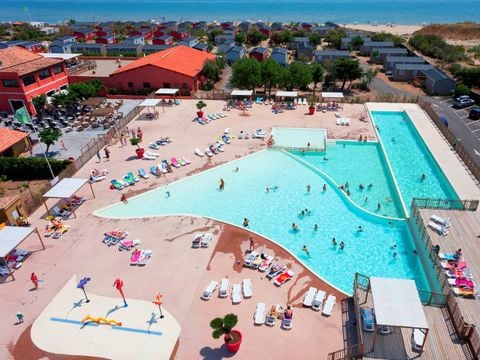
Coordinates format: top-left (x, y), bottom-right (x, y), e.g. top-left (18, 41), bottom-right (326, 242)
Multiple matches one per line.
top-left (81, 315), bottom-right (122, 326)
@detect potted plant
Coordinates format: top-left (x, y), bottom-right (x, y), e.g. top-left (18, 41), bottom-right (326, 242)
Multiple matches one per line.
top-left (210, 313), bottom-right (242, 353)
top-left (196, 100), bottom-right (207, 119)
top-left (130, 137), bottom-right (144, 159)
top-left (307, 95), bottom-right (316, 115)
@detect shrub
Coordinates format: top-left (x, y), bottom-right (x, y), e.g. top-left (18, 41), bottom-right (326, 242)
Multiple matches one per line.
top-left (0, 157), bottom-right (71, 180)
top-left (455, 84), bottom-right (471, 97)
top-left (408, 33), bottom-right (465, 63)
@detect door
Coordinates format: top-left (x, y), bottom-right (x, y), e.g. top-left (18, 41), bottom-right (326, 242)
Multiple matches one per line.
top-left (9, 99), bottom-right (25, 114)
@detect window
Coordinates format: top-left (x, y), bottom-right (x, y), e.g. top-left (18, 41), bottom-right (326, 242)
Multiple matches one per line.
top-left (2, 79), bottom-right (19, 88)
top-left (52, 65), bottom-right (64, 74)
top-left (39, 69), bottom-right (51, 80)
top-left (127, 82), bottom-right (133, 88)
top-left (163, 82), bottom-right (171, 88)
top-left (46, 90), bottom-right (56, 97)
top-left (143, 82), bottom-right (151, 89)
top-left (22, 75), bottom-right (36, 86)
top-left (59, 84), bottom-right (68, 90)
top-left (182, 83), bottom-right (188, 89)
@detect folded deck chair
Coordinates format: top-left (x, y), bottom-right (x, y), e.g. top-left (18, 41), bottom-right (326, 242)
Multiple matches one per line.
top-left (201, 233), bottom-right (212, 248)
top-left (242, 279), bottom-right (253, 298)
top-left (428, 221), bottom-right (449, 236)
top-left (194, 148), bottom-right (204, 157)
top-left (303, 287), bottom-right (318, 307)
top-left (311, 290), bottom-right (326, 311)
top-left (138, 168), bottom-right (149, 179)
top-left (232, 284), bottom-right (242, 304)
top-left (244, 251), bottom-right (258, 267)
top-left (201, 281), bottom-right (218, 300)
top-left (430, 215), bottom-right (451, 227)
top-left (219, 278), bottom-right (230, 298)
top-left (254, 302), bottom-right (266, 325)
top-left (322, 295), bottom-right (336, 316)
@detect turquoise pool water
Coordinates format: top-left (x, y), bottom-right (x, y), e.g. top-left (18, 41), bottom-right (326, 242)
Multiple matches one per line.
top-left (372, 111), bottom-right (459, 209)
top-left (97, 150), bottom-right (429, 294)
top-left (293, 141), bottom-right (404, 218)
top-left (272, 127), bottom-right (326, 150)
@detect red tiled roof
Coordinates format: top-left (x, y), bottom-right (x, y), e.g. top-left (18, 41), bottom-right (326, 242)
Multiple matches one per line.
top-left (0, 46), bottom-right (63, 76)
top-left (112, 45), bottom-right (216, 77)
top-left (0, 128), bottom-right (29, 153)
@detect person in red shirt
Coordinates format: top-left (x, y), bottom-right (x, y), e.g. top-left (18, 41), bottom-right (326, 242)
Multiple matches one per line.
top-left (30, 272), bottom-right (39, 289)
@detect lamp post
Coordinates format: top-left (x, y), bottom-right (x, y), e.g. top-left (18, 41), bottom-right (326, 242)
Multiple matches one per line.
top-left (153, 293), bottom-right (164, 319)
top-left (77, 277), bottom-right (91, 303)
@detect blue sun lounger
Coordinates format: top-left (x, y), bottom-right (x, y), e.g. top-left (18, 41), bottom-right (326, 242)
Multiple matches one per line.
top-left (138, 168), bottom-right (149, 179)
top-left (149, 166), bottom-right (158, 176)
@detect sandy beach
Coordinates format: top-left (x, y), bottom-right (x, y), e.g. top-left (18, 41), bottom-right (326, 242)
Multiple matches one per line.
top-left (343, 23), bottom-right (423, 36)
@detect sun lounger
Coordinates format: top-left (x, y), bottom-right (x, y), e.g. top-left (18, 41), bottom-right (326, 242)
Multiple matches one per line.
top-left (439, 252), bottom-right (456, 261)
top-left (232, 284), bottom-right (242, 304)
top-left (142, 153), bottom-right (156, 160)
top-left (242, 279), bottom-right (253, 298)
top-left (258, 255), bottom-right (274, 272)
top-left (322, 295), bottom-right (336, 316)
top-left (197, 117), bottom-right (207, 125)
top-left (282, 314), bottom-right (293, 329)
top-left (194, 148), bottom-right (204, 157)
top-left (51, 206), bottom-right (71, 219)
top-left (127, 172), bottom-right (139, 182)
top-left (178, 158), bottom-right (187, 166)
top-left (201, 233), bottom-right (212, 248)
top-left (209, 145), bottom-right (218, 154)
top-left (138, 168), bottom-right (149, 179)
top-left (146, 151), bottom-right (160, 158)
top-left (205, 148), bottom-right (214, 157)
top-left (254, 303), bottom-right (266, 325)
top-left (52, 225), bottom-right (69, 239)
top-left (250, 254), bottom-right (264, 269)
top-left (149, 143), bottom-right (160, 150)
top-left (267, 264), bottom-right (286, 279)
top-left (218, 279), bottom-right (230, 298)
top-left (181, 157), bottom-right (191, 164)
top-left (170, 157), bottom-right (181, 168)
top-left (216, 143), bottom-right (225, 152)
top-left (441, 259), bottom-right (467, 270)
top-left (244, 251), bottom-right (258, 267)
top-left (137, 249), bottom-right (152, 266)
top-left (158, 163), bottom-right (168, 173)
top-left (453, 287), bottom-right (475, 297)
top-left (130, 249), bottom-right (142, 265)
top-left (412, 329), bottom-right (426, 352)
top-left (90, 175), bottom-right (106, 182)
top-left (192, 233), bottom-right (203, 248)
top-left (336, 118), bottom-right (342, 125)
top-left (303, 287), bottom-right (318, 307)
top-left (266, 304), bottom-right (281, 326)
top-left (302, 98), bottom-right (308, 105)
top-left (448, 278), bottom-right (475, 289)
top-left (445, 267), bottom-right (473, 279)
top-left (430, 215), bottom-right (451, 227)
top-left (312, 290), bottom-right (326, 311)
top-left (428, 221), bottom-right (449, 236)
top-left (123, 174), bottom-right (136, 186)
top-left (274, 270), bottom-right (294, 286)
top-left (201, 280), bottom-right (218, 300)
top-left (118, 239), bottom-right (140, 251)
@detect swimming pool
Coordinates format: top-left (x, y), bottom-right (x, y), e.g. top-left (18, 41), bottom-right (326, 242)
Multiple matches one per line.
top-left (96, 149), bottom-right (430, 294)
top-left (371, 111), bottom-right (459, 209)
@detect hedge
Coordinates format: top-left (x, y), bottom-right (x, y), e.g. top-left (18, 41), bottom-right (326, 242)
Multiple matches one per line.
top-left (0, 157), bottom-right (71, 180)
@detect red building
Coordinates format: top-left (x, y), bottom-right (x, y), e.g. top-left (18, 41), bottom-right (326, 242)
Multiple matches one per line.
top-left (153, 35), bottom-right (174, 46)
top-left (96, 34), bottom-right (118, 44)
top-left (249, 47), bottom-right (269, 62)
top-left (169, 30), bottom-right (190, 40)
top-left (153, 29), bottom-right (165, 38)
top-left (71, 28), bottom-right (96, 42)
top-left (106, 45), bottom-right (215, 95)
top-left (0, 47), bottom-right (68, 114)
top-left (130, 28), bottom-right (152, 40)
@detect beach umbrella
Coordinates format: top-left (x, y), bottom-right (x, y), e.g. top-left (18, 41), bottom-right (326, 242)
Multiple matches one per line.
top-left (77, 276), bottom-right (91, 303)
top-left (113, 278), bottom-right (128, 307)
top-left (153, 293), bottom-right (165, 319)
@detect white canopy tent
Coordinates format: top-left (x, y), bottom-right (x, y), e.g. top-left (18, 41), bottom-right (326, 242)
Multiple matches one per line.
top-left (321, 92), bottom-right (344, 99)
top-left (139, 99), bottom-right (161, 107)
top-left (275, 91), bottom-right (298, 98)
top-left (369, 277), bottom-right (429, 353)
top-left (0, 226), bottom-right (44, 280)
top-left (43, 178), bottom-right (94, 218)
top-left (39, 53), bottom-right (82, 60)
top-left (154, 88), bottom-right (180, 96)
top-left (230, 90), bottom-right (253, 98)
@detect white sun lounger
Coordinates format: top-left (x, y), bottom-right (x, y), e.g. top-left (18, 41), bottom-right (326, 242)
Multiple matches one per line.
top-left (254, 302), bottom-right (266, 325)
top-left (312, 290), bottom-right (326, 311)
top-left (146, 151), bottom-right (160, 157)
top-left (205, 148), bottom-right (214, 157)
top-left (244, 251), bottom-right (258, 267)
top-left (303, 287), bottom-right (318, 307)
top-left (232, 284), bottom-right (242, 304)
top-left (242, 279), bottom-right (253, 298)
top-left (336, 118), bottom-right (342, 125)
top-left (194, 148), bottom-right (204, 157)
top-left (201, 233), bottom-right (212, 247)
top-left (219, 278), bottom-right (230, 298)
top-left (192, 233), bottom-right (203, 248)
top-left (201, 281), bottom-right (218, 300)
top-left (430, 215), bottom-right (451, 227)
top-left (302, 98), bottom-right (308, 105)
top-left (428, 221), bottom-right (449, 236)
top-left (412, 328), bottom-right (426, 352)
top-left (322, 295), bottom-right (336, 316)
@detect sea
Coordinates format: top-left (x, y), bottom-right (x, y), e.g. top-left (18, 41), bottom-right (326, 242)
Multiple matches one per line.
top-left (2, 0), bottom-right (479, 24)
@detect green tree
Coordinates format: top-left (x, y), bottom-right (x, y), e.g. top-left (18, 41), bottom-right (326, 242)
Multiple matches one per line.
top-left (308, 33), bottom-right (322, 46)
top-left (247, 29), bottom-right (266, 46)
top-left (350, 35), bottom-right (365, 49)
top-left (288, 61), bottom-right (312, 89)
top-left (324, 29), bottom-right (347, 49)
top-left (362, 68), bottom-right (379, 89)
top-left (270, 32), bottom-right (283, 45)
top-left (455, 83), bottom-right (471, 97)
top-left (280, 30), bottom-right (294, 44)
top-left (32, 95), bottom-right (47, 119)
top-left (234, 32), bottom-right (246, 45)
top-left (38, 128), bottom-right (62, 154)
top-left (210, 314), bottom-right (238, 340)
top-left (260, 59), bottom-right (282, 98)
top-left (293, 30), bottom-right (307, 38)
top-left (202, 59), bottom-right (220, 86)
top-left (230, 58), bottom-right (261, 94)
top-left (208, 28), bottom-right (224, 42)
top-left (329, 58), bottom-right (363, 89)
top-left (310, 63), bottom-right (324, 95)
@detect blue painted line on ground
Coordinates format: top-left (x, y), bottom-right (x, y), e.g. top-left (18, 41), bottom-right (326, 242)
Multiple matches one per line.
top-left (49, 317), bottom-right (162, 336)
top-left (50, 317), bottom-right (98, 327)
top-left (112, 325), bottom-right (162, 336)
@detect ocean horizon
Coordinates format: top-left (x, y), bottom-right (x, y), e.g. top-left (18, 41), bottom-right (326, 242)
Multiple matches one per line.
top-left (2, 0), bottom-right (479, 24)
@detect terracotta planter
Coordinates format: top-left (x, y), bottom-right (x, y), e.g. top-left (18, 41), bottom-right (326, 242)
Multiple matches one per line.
top-left (308, 106), bottom-right (315, 115)
top-left (225, 329), bottom-right (242, 353)
top-left (196, 110), bottom-right (204, 118)
top-left (135, 148), bottom-right (145, 159)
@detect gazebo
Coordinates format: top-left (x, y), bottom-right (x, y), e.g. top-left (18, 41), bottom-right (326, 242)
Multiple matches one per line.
top-left (42, 178), bottom-right (94, 218)
top-left (0, 226), bottom-right (45, 280)
top-left (154, 88), bottom-right (180, 98)
top-left (275, 91), bottom-right (298, 101)
top-left (321, 92), bottom-right (344, 102)
top-left (367, 277), bottom-right (429, 353)
top-left (230, 89), bottom-right (253, 100)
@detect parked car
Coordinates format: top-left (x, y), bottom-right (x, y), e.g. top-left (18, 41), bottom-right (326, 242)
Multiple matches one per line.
top-left (469, 107), bottom-right (480, 120)
top-left (453, 96), bottom-right (475, 109)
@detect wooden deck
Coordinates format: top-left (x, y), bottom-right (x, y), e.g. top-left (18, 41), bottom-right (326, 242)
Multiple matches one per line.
top-left (356, 287), bottom-right (470, 359)
top-left (419, 209), bottom-right (480, 328)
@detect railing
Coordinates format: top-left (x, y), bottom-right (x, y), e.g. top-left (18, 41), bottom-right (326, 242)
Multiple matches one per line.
top-left (67, 60), bottom-right (97, 75)
top-left (413, 198), bottom-right (479, 211)
top-left (418, 98), bottom-right (480, 183)
top-left (327, 344), bottom-right (363, 360)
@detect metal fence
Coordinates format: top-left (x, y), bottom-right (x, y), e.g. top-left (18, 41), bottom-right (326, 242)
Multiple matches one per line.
top-left (412, 198), bottom-right (479, 211)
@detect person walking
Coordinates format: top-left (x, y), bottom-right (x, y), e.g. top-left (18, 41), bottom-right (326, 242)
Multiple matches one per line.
top-left (16, 312), bottom-right (24, 324)
top-left (96, 150), bottom-right (101, 162)
top-left (60, 140), bottom-right (67, 151)
top-left (30, 272), bottom-right (39, 290)
top-left (104, 147), bottom-right (110, 161)
top-left (120, 132), bottom-right (126, 147)
top-left (249, 236), bottom-right (255, 251)
top-left (137, 127), bottom-right (143, 142)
